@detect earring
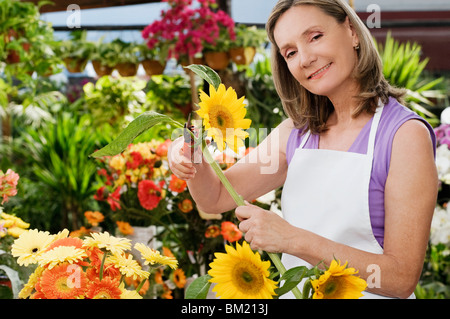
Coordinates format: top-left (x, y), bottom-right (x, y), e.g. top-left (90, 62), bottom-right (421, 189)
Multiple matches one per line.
top-left (354, 44), bottom-right (360, 50)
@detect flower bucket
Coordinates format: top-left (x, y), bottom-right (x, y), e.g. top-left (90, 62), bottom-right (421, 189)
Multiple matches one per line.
top-left (204, 51), bottom-right (230, 71)
top-left (142, 59), bottom-right (166, 76)
top-left (115, 62), bottom-right (138, 77)
top-left (92, 60), bottom-right (114, 77)
top-left (229, 47), bottom-right (256, 65)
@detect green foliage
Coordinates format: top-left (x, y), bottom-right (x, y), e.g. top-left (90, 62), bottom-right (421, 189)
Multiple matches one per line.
top-left (244, 54), bottom-right (286, 130)
top-left (375, 32), bottom-right (446, 123)
top-left (82, 75), bottom-right (147, 128)
top-left (232, 24), bottom-right (268, 48)
top-left (18, 113), bottom-right (107, 230)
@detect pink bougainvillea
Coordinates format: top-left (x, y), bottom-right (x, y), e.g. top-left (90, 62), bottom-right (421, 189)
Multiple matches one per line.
top-left (141, 0), bottom-right (235, 60)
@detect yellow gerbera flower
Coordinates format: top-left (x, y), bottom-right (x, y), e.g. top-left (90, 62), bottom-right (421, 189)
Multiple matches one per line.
top-left (134, 243), bottom-right (178, 270)
top-left (197, 84), bottom-right (251, 153)
top-left (208, 241), bottom-right (277, 299)
top-left (83, 231), bottom-right (131, 255)
top-left (11, 229), bottom-right (54, 266)
top-left (311, 259), bottom-right (367, 299)
top-left (18, 266), bottom-right (45, 299)
top-left (108, 253), bottom-right (150, 280)
top-left (37, 246), bottom-right (87, 269)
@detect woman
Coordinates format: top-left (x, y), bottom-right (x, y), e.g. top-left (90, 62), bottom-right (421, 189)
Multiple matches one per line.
top-left (168, 0), bottom-right (438, 299)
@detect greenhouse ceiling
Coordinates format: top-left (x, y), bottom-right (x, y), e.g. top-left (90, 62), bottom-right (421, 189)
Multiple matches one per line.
top-left (23, 0), bottom-right (161, 12)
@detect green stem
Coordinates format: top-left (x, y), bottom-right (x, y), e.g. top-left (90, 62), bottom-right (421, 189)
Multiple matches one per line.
top-left (201, 141), bottom-right (303, 299)
top-left (99, 251), bottom-right (107, 281)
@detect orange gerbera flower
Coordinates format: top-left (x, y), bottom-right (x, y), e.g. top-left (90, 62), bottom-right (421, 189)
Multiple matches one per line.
top-left (39, 263), bottom-right (88, 299)
top-left (45, 237), bottom-right (84, 251)
top-left (173, 268), bottom-right (187, 289)
top-left (169, 174), bottom-right (187, 193)
top-left (86, 277), bottom-right (122, 299)
top-left (221, 221), bottom-right (242, 242)
top-left (116, 221), bottom-right (134, 235)
top-left (205, 225), bottom-right (221, 238)
top-left (154, 268), bottom-right (164, 285)
top-left (84, 211), bottom-right (104, 227)
top-left (178, 198), bottom-right (193, 213)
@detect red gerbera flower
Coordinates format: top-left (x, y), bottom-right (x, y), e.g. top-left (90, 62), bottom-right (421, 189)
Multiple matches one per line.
top-left (137, 180), bottom-right (164, 210)
top-left (221, 221), bottom-right (242, 242)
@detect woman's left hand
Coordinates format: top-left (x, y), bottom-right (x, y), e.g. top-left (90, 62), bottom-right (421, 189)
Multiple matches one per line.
top-left (235, 201), bottom-right (294, 253)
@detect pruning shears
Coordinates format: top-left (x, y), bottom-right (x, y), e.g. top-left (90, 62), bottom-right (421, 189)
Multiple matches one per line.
top-left (183, 113), bottom-right (196, 161)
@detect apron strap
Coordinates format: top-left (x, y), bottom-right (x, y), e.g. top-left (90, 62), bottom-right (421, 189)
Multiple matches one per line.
top-left (299, 130), bottom-right (311, 149)
top-left (366, 100), bottom-right (384, 159)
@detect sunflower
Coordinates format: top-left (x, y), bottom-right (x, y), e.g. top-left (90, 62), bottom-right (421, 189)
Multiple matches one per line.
top-left (311, 259), bottom-right (368, 299)
top-left (208, 241), bottom-right (277, 299)
top-left (83, 231), bottom-right (131, 255)
top-left (39, 263), bottom-right (88, 299)
top-left (197, 84), bottom-right (251, 153)
top-left (135, 243), bottom-right (178, 270)
top-left (11, 229), bottom-right (55, 266)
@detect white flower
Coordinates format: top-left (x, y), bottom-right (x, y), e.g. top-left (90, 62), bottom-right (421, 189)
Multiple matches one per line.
top-left (430, 204), bottom-right (450, 245)
top-left (441, 107), bottom-right (450, 124)
top-left (435, 145), bottom-right (450, 183)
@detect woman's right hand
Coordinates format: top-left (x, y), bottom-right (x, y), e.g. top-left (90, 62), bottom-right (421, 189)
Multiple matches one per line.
top-left (168, 137), bottom-right (197, 181)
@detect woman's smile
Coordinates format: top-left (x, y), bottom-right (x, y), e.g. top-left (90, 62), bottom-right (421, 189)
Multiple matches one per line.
top-left (308, 62), bottom-right (333, 80)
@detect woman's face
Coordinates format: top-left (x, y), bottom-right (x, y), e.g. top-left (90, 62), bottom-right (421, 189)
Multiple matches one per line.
top-left (274, 5), bottom-right (359, 99)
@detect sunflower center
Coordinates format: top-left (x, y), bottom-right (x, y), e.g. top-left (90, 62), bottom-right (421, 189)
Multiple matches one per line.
top-left (324, 280), bottom-right (337, 296)
top-left (210, 108), bottom-right (233, 130)
top-left (232, 262), bottom-right (264, 294)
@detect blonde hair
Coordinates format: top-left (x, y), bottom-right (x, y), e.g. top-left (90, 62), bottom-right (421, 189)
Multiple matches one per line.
top-left (266, 0), bottom-right (405, 133)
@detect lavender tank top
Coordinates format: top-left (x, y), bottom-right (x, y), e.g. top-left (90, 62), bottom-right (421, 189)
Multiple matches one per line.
top-left (285, 97), bottom-right (436, 248)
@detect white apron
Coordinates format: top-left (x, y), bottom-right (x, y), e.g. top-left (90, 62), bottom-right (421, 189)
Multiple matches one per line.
top-left (281, 103), bottom-right (413, 299)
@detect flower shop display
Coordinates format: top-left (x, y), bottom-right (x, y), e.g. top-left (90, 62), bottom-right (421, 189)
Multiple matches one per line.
top-left (9, 228), bottom-right (178, 299)
top-left (92, 138), bottom-right (247, 296)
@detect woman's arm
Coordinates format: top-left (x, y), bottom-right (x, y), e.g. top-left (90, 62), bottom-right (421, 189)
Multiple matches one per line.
top-left (237, 119), bottom-right (438, 298)
top-left (168, 118), bottom-right (294, 214)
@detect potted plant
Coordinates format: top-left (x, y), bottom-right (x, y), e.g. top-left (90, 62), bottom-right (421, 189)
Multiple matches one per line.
top-left (91, 40), bottom-right (118, 77)
top-left (138, 43), bottom-right (168, 77)
top-left (203, 25), bottom-right (234, 71)
top-left (229, 25), bottom-right (267, 66)
top-left (110, 39), bottom-right (140, 77)
top-left (56, 30), bottom-right (94, 73)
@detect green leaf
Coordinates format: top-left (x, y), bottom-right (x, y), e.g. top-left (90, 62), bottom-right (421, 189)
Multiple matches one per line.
top-left (274, 266), bottom-right (311, 297)
top-left (185, 64), bottom-right (221, 90)
top-left (90, 111), bottom-right (183, 158)
top-left (0, 265), bottom-right (22, 299)
top-left (185, 275), bottom-right (212, 299)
